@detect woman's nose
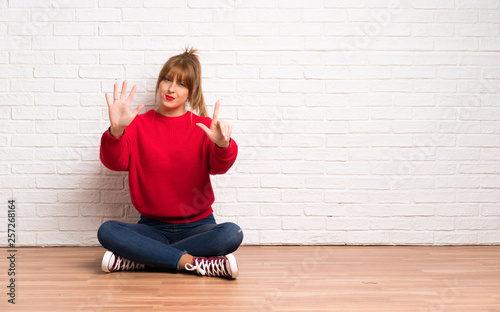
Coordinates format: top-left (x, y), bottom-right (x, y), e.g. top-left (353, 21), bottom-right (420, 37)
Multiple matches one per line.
top-left (168, 82), bottom-right (175, 93)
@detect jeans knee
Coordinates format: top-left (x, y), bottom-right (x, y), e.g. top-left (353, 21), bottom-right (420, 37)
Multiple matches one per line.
top-left (97, 220), bottom-right (120, 247)
top-left (223, 222), bottom-right (243, 252)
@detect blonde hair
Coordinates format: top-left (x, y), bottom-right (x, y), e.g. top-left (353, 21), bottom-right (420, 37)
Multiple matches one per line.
top-left (154, 47), bottom-right (208, 117)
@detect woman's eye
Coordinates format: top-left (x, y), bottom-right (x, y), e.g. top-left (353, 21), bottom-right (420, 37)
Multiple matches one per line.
top-left (164, 77), bottom-right (171, 82)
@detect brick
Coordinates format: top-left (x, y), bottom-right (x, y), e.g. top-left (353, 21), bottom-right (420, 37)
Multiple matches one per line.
top-left (348, 177), bottom-right (391, 190)
top-left (12, 107), bottom-right (56, 120)
top-left (282, 190), bottom-right (324, 203)
top-left (304, 204), bottom-right (347, 217)
top-left (457, 0), bottom-right (499, 8)
top-left (36, 232), bottom-right (83, 246)
top-left (79, 66), bottom-right (123, 78)
top-left (0, 66), bottom-right (32, 78)
top-left (19, 217), bottom-right (58, 231)
top-left (36, 121), bottom-right (78, 134)
top-left (258, 10), bottom-right (301, 22)
top-left (371, 217), bottom-right (412, 230)
top-left (261, 175), bottom-right (304, 188)
top-left (53, 23), bottom-right (97, 36)
top-left (215, 203), bottom-right (259, 217)
top-left (259, 148), bottom-right (303, 161)
top-left (325, 191), bottom-right (369, 204)
top-left (79, 36), bottom-right (122, 50)
top-left (12, 134), bottom-right (56, 147)
top-left (456, 218), bottom-right (499, 230)
top-left (482, 204), bottom-right (500, 216)
top-left (168, 9), bottom-right (212, 22)
top-left (143, 0), bottom-right (185, 7)
top-left (305, 121), bottom-right (347, 134)
top-left (236, 162), bottom-right (280, 174)
top-left (11, 79), bottom-right (53, 92)
top-left (370, 191), bottom-right (413, 204)
top-left (99, 0), bottom-right (142, 7)
top-left (13, 189), bottom-right (57, 203)
top-left (260, 203), bottom-right (303, 216)
top-left (458, 135), bottom-right (500, 147)
top-left (306, 176), bottom-right (346, 189)
top-left (58, 190), bottom-right (100, 203)
top-left (390, 231), bottom-right (434, 245)
top-left (435, 204), bottom-right (479, 217)
top-left (0, 9), bottom-right (30, 21)
top-left (32, 36), bottom-right (78, 50)
top-left (76, 9), bottom-right (120, 22)
top-left (326, 135), bottom-right (371, 147)
top-left (238, 189), bottom-right (281, 203)
top-left (458, 190), bottom-right (500, 203)
top-left (54, 80), bottom-right (100, 93)
top-left (55, 52), bottom-right (98, 64)
top-left (412, 0), bottom-right (454, 9)
top-left (282, 217), bottom-right (325, 231)
top-left (0, 176), bottom-right (35, 188)
top-left (237, 217), bottom-right (282, 230)
top-left (59, 217), bottom-right (102, 231)
top-left (479, 231), bottom-right (500, 244)
top-left (100, 23), bottom-right (143, 36)
top-left (435, 232), bottom-right (478, 245)
top-left (348, 148), bottom-right (390, 161)
top-left (283, 108), bottom-right (326, 120)
top-left (58, 161), bottom-right (101, 174)
top-left (34, 66), bottom-right (78, 78)
top-left (346, 231), bottom-right (391, 245)
top-left (435, 10), bottom-right (478, 23)
top-left (35, 93), bottom-right (80, 107)
top-left (0, 148), bottom-right (34, 161)
top-left (325, 0), bottom-right (365, 8)
top-left (58, 108), bottom-right (101, 120)
top-left (0, 94), bottom-right (34, 106)
top-left (282, 162), bottom-right (325, 174)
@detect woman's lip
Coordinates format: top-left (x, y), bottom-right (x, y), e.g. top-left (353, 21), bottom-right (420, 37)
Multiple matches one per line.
top-left (165, 95), bottom-right (175, 101)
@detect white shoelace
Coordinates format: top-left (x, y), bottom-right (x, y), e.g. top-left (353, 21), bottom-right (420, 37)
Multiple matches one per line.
top-left (185, 257), bottom-right (229, 277)
top-left (113, 255), bottom-right (145, 271)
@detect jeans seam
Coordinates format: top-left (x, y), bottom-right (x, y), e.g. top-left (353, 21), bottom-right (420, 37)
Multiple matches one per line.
top-left (170, 224), bottom-right (221, 248)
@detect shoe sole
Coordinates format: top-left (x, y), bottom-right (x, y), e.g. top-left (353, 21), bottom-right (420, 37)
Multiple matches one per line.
top-left (101, 250), bottom-right (114, 273)
top-left (225, 253), bottom-right (239, 278)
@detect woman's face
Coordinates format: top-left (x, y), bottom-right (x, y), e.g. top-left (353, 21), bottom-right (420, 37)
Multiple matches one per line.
top-left (157, 75), bottom-right (190, 117)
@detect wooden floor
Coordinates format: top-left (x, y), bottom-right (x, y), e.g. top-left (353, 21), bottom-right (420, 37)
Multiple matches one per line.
top-left (1, 246), bottom-right (499, 312)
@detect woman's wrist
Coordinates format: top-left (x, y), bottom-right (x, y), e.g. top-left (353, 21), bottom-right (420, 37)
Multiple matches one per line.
top-left (110, 126), bottom-right (125, 139)
top-left (216, 139), bottom-right (230, 149)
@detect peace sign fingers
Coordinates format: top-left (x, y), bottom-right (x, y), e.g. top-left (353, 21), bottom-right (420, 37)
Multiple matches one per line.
top-left (212, 100), bottom-right (220, 123)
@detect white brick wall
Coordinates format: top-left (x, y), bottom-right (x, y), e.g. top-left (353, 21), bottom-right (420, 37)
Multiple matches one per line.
top-left (1, 1), bottom-right (499, 246)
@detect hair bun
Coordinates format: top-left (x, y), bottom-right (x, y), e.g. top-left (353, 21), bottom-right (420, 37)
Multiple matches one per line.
top-left (183, 46), bottom-right (198, 57)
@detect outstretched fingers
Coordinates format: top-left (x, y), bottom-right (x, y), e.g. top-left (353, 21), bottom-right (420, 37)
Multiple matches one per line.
top-left (113, 82), bottom-right (118, 101)
top-left (132, 104), bottom-right (145, 117)
top-left (120, 80), bottom-right (127, 101)
top-left (105, 92), bottom-right (112, 109)
top-left (196, 122), bottom-right (211, 136)
top-left (127, 84), bottom-right (137, 104)
top-left (212, 100), bottom-right (220, 123)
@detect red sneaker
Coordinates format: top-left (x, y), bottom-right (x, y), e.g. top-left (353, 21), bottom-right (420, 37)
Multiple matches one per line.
top-left (101, 250), bottom-right (145, 273)
top-left (185, 254), bottom-right (239, 278)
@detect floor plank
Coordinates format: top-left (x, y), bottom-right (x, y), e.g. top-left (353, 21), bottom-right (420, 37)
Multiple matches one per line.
top-left (1, 246), bottom-right (499, 311)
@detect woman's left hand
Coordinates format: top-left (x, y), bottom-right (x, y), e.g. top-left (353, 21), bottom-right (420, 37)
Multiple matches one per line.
top-left (196, 100), bottom-right (232, 149)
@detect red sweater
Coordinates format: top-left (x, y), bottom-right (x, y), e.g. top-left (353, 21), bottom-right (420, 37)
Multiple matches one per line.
top-left (100, 109), bottom-right (238, 223)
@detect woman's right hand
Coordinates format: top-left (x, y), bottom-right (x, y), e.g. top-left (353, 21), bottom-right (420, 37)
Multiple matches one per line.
top-left (105, 80), bottom-right (144, 138)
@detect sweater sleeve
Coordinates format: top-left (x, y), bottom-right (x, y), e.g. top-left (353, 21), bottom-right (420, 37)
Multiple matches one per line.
top-left (99, 127), bottom-right (131, 171)
top-left (207, 137), bottom-right (238, 175)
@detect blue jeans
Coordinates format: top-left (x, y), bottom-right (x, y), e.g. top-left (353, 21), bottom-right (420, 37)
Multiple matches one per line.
top-left (97, 214), bottom-right (243, 270)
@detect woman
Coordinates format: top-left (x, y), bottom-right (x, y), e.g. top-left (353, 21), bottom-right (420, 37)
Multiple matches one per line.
top-left (97, 48), bottom-right (243, 279)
